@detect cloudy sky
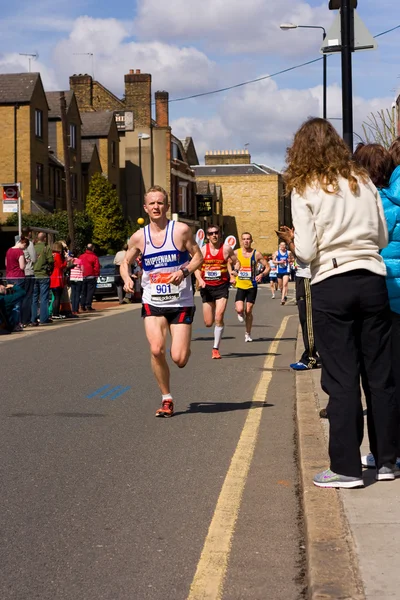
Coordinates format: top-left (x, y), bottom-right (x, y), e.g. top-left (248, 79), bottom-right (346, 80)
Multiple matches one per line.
top-left (1, 0), bottom-right (399, 169)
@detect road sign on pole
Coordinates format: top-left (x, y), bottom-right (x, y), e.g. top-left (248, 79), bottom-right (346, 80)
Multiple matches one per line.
top-left (320, 10), bottom-right (377, 54)
top-left (2, 183), bottom-right (19, 213)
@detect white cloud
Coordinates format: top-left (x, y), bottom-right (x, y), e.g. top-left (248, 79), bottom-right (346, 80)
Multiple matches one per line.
top-left (134, 0), bottom-right (331, 57)
top-left (0, 53), bottom-right (59, 90)
top-left (171, 79), bottom-right (394, 170)
top-left (52, 16), bottom-right (219, 96)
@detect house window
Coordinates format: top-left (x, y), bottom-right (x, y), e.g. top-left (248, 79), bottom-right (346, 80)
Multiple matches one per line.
top-left (178, 183), bottom-right (188, 214)
top-left (36, 163), bottom-right (44, 192)
top-left (35, 109), bottom-right (43, 138)
top-left (111, 141), bottom-right (116, 166)
top-left (55, 170), bottom-right (61, 198)
top-left (71, 173), bottom-right (77, 200)
top-left (69, 124), bottom-right (77, 149)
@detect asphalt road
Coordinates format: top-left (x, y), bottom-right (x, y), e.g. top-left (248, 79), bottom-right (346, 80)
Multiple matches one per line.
top-left (0, 285), bottom-right (304, 600)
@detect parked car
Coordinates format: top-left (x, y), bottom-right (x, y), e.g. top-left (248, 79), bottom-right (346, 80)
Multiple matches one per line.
top-left (94, 255), bottom-right (118, 301)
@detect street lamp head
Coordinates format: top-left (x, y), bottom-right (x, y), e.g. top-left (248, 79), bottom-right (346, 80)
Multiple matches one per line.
top-left (138, 133), bottom-right (150, 140)
top-left (280, 23), bottom-right (298, 30)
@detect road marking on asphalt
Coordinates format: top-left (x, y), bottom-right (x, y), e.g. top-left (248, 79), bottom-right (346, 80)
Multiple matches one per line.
top-left (187, 315), bottom-right (292, 600)
top-left (86, 385), bottom-right (131, 400)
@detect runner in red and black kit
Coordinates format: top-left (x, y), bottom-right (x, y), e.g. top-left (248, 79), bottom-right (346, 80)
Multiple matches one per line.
top-left (195, 225), bottom-right (238, 359)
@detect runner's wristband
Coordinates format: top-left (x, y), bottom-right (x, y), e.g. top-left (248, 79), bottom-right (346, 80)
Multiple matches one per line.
top-left (181, 267), bottom-right (190, 278)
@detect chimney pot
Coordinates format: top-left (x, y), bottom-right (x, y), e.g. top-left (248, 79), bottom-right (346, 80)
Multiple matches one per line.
top-left (129, 69), bottom-right (134, 74)
top-left (136, 69), bottom-right (141, 74)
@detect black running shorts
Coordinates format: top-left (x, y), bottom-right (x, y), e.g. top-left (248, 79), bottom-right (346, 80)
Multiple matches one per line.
top-left (200, 283), bottom-right (230, 303)
top-left (141, 304), bottom-right (196, 324)
top-left (235, 287), bottom-right (258, 304)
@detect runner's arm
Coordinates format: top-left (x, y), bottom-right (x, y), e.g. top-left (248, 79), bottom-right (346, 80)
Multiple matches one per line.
top-left (169, 225), bottom-right (204, 285)
top-left (121, 232), bottom-right (142, 292)
top-left (255, 251), bottom-right (270, 282)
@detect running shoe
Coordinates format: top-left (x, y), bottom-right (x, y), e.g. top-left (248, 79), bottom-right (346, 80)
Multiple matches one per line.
top-left (245, 333), bottom-right (253, 342)
top-left (376, 464), bottom-right (400, 481)
top-left (271, 294), bottom-right (275, 299)
top-left (290, 361), bottom-right (308, 371)
top-left (313, 469), bottom-right (364, 489)
top-left (212, 348), bottom-right (221, 359)
top-left (281, 298), bottom-right (286, 305)
top-left (155, 399), bottom-right (174, 418)
top-left (237, 313), bottom-right (244, 323)
top-left (362, 453), bottom-right (400, 469)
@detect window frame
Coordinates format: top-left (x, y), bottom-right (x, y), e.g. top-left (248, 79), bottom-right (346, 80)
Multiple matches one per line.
top-left (69, 123), bottom-right (77, 150)
top-left (36, 163), bottom-right (44, 193)
top-left (35, 109), bottom-right (43, 139)
top-left (178, 182), bottom-right (188, 214)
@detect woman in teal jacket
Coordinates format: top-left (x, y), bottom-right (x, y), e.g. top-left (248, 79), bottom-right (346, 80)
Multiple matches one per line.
top-left (354, 143), bottom-right (400, 468)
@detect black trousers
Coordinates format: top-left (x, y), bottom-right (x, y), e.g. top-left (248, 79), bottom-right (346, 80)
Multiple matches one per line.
top-left (80, 278), bottom-right (97, 309)
top-left (296, 276), bottom-right (318, 367)
top-left (52, 287), bottom-right (63, 317)
top-left (21, 275), bottom-right (34, 325)
top-left (312, 270), bottom-right (397, 478)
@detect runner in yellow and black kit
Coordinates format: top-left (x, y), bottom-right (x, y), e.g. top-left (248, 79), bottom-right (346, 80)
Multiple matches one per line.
top-left (232, 232), bottom-right (270, 342)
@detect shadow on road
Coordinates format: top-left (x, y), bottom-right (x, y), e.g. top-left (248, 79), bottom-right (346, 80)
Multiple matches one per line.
top-left (174, 400), bottom-right (274, 416)
top-left (251, 337), bottom-right (297, 343)
top-left (192, 336), bottom-right (235, 342)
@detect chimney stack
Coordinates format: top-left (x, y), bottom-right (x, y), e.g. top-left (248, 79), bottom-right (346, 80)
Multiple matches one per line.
top-left (124, 69), bottom-right (151, 128)
top-left (155, 91), bottom-right (169, 127)
top-left (69, 74), bottom-right (93, 110)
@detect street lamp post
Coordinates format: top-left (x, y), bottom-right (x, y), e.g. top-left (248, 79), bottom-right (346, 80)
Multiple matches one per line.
top-left (280, 23), bottom-right (327, 119)
top-left (138, 133), bottom-right (150, 218)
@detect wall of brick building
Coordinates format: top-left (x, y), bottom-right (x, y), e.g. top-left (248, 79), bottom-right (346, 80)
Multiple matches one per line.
top-left (0, 80), bottom-right (50, 221)
top-left (203, 174), bottom-right (281, 254)
top-left (205, 150), bottom-right (251, 166)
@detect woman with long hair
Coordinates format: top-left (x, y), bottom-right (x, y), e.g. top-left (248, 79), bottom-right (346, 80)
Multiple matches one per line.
top-left (285, 117), bottom-right (397, 488)
top-left (353, 143), bottom-right (400, 470)
top-left (50, 242), bottom-right (67, 320)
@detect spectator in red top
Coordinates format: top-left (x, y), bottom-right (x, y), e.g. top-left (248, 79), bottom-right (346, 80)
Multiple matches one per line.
top-left (50, 242), bottom-right (67, 319)
top-left (79, 243), bottom-right (100, 312)
top-left (5, 236), bottom-right (29, 330)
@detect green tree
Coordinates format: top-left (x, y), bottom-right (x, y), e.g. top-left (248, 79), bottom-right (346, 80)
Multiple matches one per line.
top-left (5, 211), bottom-right (93, 254)
top-left (85, 173), bottom-right (129, 254)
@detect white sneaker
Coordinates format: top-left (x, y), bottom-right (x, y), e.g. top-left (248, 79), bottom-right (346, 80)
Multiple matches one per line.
top-left (362, 453), bottom-right (400, 469)
top-left (245, 333), bottom-right (253, 342)
top-left (271, 294), bottom-right (275, 299)
top-left (237, 313), bottom-right (244, 323)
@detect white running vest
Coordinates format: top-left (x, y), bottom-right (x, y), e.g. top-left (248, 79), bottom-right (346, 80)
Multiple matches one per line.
top-left (141, 220), bottom-right (193, 307)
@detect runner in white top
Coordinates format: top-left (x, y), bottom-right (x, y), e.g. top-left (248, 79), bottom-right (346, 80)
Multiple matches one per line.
top-left (121, 186), bottom-right (203, 417)
top-left (269, 254), bottom-right (278, 298)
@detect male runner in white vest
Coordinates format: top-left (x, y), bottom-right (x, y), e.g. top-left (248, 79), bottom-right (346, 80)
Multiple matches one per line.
top-left (121, 186), bottom-right (203, 417)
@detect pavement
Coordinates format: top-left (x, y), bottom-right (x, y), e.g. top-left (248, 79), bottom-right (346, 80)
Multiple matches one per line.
top-left (0, 285), bottom-right (306, 600)
top-left (296, 330), bottom-right (400, 600)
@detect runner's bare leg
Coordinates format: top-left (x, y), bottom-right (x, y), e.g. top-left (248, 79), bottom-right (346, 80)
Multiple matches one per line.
top-left (144, 316), bottom-right (170, 394)
top-left (170, 323), bottom-right (192, 367)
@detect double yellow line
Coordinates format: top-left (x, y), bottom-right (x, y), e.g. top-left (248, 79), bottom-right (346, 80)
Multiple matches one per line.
top-left (188, 315), bottom-right (292, 600)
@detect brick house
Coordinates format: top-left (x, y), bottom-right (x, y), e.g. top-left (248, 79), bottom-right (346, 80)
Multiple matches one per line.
top-left (70, 71), bottom-right (206, 229)
top-left (0, 73), bottom-right (49, 221)
top-left (46, 91), bottom-right (83, 210)
top-left (193, 151), bottom-right (284, 254)
top-left (80, 111), bottom-right (120, 196)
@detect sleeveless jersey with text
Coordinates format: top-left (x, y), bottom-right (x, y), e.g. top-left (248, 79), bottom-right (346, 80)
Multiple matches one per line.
top-left (269, 259), bottom-right (278, 277)
top-left (277, 249), bottom-right (290, 274)
top-left (201, 244), bottom-right (229, 287)
top-left (235, 248), bottom-right (257, 290)
top-left (141, 220), bottom-right (193, 307)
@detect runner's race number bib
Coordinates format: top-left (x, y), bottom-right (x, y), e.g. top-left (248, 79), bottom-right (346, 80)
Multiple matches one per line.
top-left (238, 267), bottom-right (252, 280)
top-left (204, 270), bottom-right (221, 281)
top-left (150, 272), bottom-right (181, 302)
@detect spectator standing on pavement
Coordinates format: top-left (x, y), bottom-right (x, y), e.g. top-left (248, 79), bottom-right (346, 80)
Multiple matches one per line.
top-left (5, 236), bottom-right (29, 330)
top-left (31, 232), bottom-right (54, 326)
top-left (68, 250), bottom-right (84, 315)
top-left (353, 143), bottom-right (400, 469)
top-left (114, 244), bottom-right (130, 304)
top-left (50, 242), bottom-right (67, 320)
top-left (79, 244), bottom-right (100, 312)
top-left (285, 117), bottom-right (397, 489)
top-left (20, 227), bottom-right (37, 327)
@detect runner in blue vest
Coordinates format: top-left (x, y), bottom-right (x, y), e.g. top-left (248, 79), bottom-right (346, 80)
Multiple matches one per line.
top-left (274, 241), bottom-right (291, 305)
